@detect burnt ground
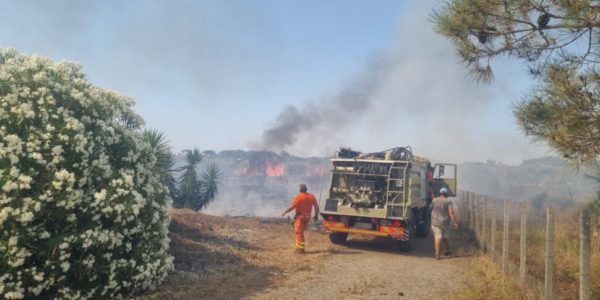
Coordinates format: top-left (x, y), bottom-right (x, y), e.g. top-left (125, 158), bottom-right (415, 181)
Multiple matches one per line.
top-left (135, 209), bottom-right (479, 300)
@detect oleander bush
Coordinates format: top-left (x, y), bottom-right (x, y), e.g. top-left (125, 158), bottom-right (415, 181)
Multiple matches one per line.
top-left (0, 49), bottom-right (173, 299)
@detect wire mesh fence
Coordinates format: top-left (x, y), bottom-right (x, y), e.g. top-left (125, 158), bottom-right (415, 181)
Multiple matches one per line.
top-left (458, 190), bottom-right (598, 300)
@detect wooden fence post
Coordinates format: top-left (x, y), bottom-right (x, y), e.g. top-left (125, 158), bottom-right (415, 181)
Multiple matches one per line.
top-left (502, 199), bottom-right (510, 273)
top-left (473, 193), bottom-right (478, 241)
top-left (520, 202), bottom-right (527, 283)
top-left (480, 195), bottom-right (485, 245)
top-left (470, 192), bottom-right (476, 232)
top-left (462, 190), bottom-right (467, 222)
top-left (464, 191), bottom-right (470, 227)
top-left (491, 197), bottom-right (497, 259)
top-left (466, 192), bottom-right (471, 228)
top-left (467, 191), bottom-right (472, 228)
top-left (481, 196), bottom-right (487, 252)
top-left (580, 210), bottom-right (591, 300)
top-left (476, 194), bottom-right (481, 244)
top-left (545, 206), bottom-right (554, 300)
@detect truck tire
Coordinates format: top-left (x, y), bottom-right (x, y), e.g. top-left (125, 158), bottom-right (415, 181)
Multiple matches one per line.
top-left (417, 209), bottom-right (430, 238)
top-left (416, 222), bottom-right (429, 238)
top-left (329, 232), bottom-right (348, 244)
top-left (398, 213), bottom-right (416, 252)
top-left (398, 229), bottom-right (414, 252)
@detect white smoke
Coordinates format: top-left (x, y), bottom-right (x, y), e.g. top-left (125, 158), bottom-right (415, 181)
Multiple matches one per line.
top-left (255, 1), bottom-right (549, 164)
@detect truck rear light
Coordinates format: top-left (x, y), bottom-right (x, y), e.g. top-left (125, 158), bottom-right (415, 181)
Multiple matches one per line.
top-left (381, 219), bottom-right (403, 227)
top-left (325, 215), bottom-right (343, 222)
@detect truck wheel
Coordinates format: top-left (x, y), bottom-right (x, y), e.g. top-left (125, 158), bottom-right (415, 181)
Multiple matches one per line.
top-left (416, 223), bottom-right (429, 238)
top-left (329, 232), bottom-right (348, 244)
top-left (398, 229), bottom-right (415, 252)
top-left (417, 210), bottom-right (430, 238)
top-left (399, 244), bottom-right (411, 252)
top-left (398, 213), bottom-right (417, 252)
top-left (417, 217), bottom-right (431, 238)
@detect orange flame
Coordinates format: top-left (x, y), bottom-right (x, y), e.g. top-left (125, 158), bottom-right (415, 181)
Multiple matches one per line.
top-left (234, 162), bottom-right (286, 177)
top-left (266, 162), bottom-right (285, 176)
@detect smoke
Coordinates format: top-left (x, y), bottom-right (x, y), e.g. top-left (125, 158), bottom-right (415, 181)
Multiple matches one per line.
top-left (0, 1), bottom-right (549, 163)
top-left (198, 151), bottom-right (329, 217)
top-left (0, 0), bottom-right (284, 151)
top-left (0, 0), bottom-right (280, 96)
top-left (258, 54), bottom-right (395, 150)
top-left (254, 1), bottom-right (548, 164)
top-left (204, 189), bottom-right (285, 217)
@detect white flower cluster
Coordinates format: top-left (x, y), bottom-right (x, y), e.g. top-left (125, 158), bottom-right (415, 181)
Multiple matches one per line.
top-left (0, 49), bottom-right (173, 299)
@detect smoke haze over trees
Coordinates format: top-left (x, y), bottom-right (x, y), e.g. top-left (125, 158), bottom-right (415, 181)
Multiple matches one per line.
top-left (459, 157), bottom-right (596, 205)
top-left (197, 150), bottom-right (329, 217)
top-left (197, 150), bottom-right (595, 217)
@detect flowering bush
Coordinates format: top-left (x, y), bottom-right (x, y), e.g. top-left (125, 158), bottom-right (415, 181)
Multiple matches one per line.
top-left (0, 49), bottom-right (173, 299)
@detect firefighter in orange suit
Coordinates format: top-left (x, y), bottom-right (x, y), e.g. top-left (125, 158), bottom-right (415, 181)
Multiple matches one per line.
top-left (282, 184), bottom-right (319, 254)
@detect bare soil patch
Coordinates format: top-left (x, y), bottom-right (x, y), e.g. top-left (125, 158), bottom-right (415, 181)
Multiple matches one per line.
top-left (136, 209), bottom-right (479, 299)
top-left (135, 209), bottom-right (333, 299)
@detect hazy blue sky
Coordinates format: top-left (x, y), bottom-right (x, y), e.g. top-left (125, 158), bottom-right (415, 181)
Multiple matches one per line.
top-left (0, 0), bottom-right (550, 163)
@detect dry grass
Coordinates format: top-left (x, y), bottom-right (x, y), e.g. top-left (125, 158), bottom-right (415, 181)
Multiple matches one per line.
top-left (483, 206), bottom-right (600, 299)
top-left (345, 277), bottom-right (370, 295)
top-left (137, 209), bottom-right (333, 299)
top-left (453, 256), bottom-right (531, 300)
top-left (344, 276), bottom-right (386, 295)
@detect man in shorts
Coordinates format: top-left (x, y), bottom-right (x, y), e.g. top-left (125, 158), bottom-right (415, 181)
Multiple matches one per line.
top-left (431, 187), bottom-right (458, 259)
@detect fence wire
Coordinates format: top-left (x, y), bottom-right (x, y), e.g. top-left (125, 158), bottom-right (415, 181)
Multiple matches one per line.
top-left (458, 190), bottom-right (597, 300)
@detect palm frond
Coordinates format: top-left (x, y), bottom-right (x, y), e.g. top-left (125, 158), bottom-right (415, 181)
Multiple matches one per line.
top-left (197, 163), bottom-right (221, 210)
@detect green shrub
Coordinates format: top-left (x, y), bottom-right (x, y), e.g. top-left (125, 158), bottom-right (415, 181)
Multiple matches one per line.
top-left (0, 49), bottom-right (173, 299)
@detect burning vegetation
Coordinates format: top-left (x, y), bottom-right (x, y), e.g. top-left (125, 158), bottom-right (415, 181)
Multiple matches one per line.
top-left (234, 152), bottom-right (287, 177)
top-left (198, 150), bottom-right (330, 217)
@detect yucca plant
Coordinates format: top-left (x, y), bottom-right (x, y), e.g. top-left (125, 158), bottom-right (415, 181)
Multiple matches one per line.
top-left (143, 129), bottom-right (177, 200)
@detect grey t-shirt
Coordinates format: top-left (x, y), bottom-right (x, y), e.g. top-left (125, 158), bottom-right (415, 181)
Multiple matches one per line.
top-left (431, 197), bottom-right (452, 227)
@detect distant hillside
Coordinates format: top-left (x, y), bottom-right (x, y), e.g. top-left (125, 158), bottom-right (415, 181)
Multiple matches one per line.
top-left (458, 157), bottom-right (596, 204)
top-left (190, 151), bottom-right (596, 216)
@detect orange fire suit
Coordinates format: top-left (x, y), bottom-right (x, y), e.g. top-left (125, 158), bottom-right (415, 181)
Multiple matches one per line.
top-left (290, 192), bottom-right (318, 250)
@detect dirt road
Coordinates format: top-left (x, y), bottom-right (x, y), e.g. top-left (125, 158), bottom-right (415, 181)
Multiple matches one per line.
top-left (139, 209), bottom-right (477, 300)
top-left (251, 236), bottom-right (474, 299)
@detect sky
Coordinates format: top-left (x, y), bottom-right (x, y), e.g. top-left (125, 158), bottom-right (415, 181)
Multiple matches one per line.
top-left (0, 0), bottom-right (552, 164)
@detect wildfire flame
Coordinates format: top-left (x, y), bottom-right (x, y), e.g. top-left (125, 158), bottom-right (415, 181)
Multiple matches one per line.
top-left (266, 162), bottom-right (285, 176)
top-left (234, 162), bottom-right (286, 177)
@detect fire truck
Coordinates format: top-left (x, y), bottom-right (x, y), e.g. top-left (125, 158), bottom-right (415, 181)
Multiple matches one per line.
top-left (320, 147), bottom-right (457, 251)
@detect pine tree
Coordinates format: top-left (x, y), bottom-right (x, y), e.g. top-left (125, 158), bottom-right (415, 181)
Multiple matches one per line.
top-left (433, 0), bottom-right (600, 210)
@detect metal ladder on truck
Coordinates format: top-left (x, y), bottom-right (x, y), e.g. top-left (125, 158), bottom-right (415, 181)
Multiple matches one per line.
top-left (385, 161), bottom-right (409, 218)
